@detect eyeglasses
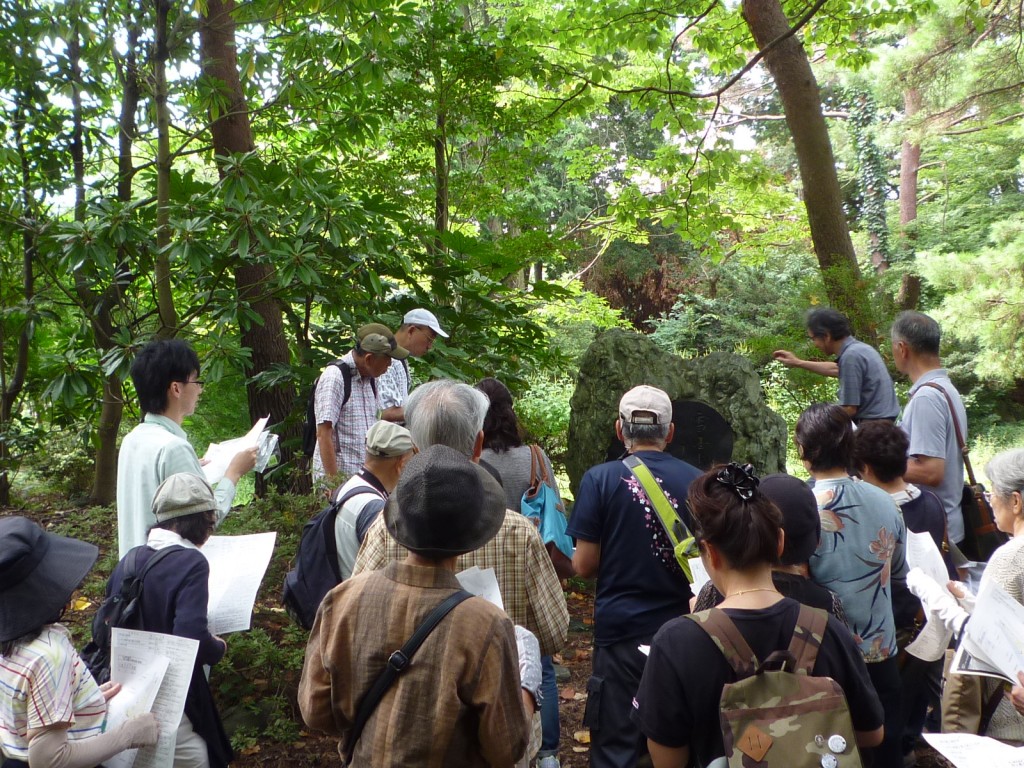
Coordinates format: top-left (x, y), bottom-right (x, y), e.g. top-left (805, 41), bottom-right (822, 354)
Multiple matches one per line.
top-left (178, 379), bottom-right (205, 387)
top-left (417, 326), bottom-right (438, 342)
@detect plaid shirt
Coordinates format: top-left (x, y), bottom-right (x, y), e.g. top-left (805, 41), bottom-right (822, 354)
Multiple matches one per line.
top-left (299, 562), bottom-right (530, 767)
top-left (312, 353), bottom-right (379, 481)
top-left (354, 511), bottom-right (569, 656)
top-left (376, 358), bottom-right (410, 411)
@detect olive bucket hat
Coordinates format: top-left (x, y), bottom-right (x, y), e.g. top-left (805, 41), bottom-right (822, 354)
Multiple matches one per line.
top-left (384, 444), bottom-right (505, 559)
top-left (0, 516), bottom-right (98, 643)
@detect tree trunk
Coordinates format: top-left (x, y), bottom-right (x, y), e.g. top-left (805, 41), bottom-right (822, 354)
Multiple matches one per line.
top-left (0, 97), bottom-right (36, 506)
top-left (153, 0), bottom-right (178, 336)
top-left (742, 0), bottom-right (873, 336)
top-left (897, 87), bottom-right (922, 310)
top-left (198, 0), bottom-right (296, 493)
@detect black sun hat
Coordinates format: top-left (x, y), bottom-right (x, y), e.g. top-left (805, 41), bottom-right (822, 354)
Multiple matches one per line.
top-left (384, 444), bottom-right (506, 559)
top-left (0, 516), bottom-right (98, 643)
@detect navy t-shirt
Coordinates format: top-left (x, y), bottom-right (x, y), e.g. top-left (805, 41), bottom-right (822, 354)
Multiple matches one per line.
top-left (631, 598), bottom-right (883, 767)
top-left (567, 450), bottom-right (701, 646)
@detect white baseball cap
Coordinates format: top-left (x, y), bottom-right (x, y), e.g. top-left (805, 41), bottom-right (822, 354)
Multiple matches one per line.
top-left (619, 385), bottom-right (672, 425)
top-left (403, 308), bottom-right (449, 338)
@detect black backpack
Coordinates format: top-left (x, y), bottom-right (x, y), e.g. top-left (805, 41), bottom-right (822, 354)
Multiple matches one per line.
top-left (282, 486), bottom-right (384, 629)
top-left (81, 545), bottom-right (184, 684)
top-left (301, 360), bottom-right (378, 458)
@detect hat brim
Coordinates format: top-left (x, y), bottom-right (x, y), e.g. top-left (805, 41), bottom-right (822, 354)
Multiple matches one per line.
top-left (384, 462), bottom-right (506, 559)
top-left (0, 532), bottom-right (97, 642)
top-left (388, 345), bottom-right (411, 360)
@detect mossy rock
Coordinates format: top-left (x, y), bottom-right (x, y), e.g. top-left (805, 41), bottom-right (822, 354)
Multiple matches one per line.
top-left (567, 329), bottom-right (787, 494)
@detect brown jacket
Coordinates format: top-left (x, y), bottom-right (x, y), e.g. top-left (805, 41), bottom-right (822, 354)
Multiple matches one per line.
top-left (299, 561), bottom-right (529, 767)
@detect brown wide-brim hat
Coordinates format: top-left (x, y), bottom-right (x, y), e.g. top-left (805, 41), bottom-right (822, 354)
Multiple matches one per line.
top-left (385, 444), bottom-right (506, 559)
top-left (0, 516), bottom-right (98, 642)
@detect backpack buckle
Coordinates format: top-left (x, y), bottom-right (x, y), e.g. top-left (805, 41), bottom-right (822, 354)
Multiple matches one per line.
top-left (388, 649), bottom-right (410, 672)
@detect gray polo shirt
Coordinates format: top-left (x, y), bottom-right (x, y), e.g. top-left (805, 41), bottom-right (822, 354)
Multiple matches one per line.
top-left (899, 369), bottom-right (967, 543)
top-left (836, 336), bottom-right (900, 420)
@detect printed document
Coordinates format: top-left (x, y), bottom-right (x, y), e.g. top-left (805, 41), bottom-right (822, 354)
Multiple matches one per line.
top-left (924, 733), bottom-right (1024, 768)
top-left (961, 579), bottom-right (1024, 684)
top-left (203, 531), bottom-right (277, 635)
top-left (108, 629), bottom-right (199, 768)
top-left (456, 566), bottom-right (504, 611)
top-left (202, 416), bottom-right (269, 484)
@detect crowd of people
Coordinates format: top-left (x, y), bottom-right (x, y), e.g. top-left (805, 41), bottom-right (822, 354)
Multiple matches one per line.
top-left (3, 306), bottom-right (1024, 768)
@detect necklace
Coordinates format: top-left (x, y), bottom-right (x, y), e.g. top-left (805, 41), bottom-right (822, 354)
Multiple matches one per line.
top-left (724, 587), bottom-right (779, 599)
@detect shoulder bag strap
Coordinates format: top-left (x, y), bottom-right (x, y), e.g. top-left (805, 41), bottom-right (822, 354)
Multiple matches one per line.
top-left (623, 455), bottom-right (692, 547)
top-left (343, 589), bottom-right (474, 762)
top-left (687, 609), bottom-right (758, 678)
top-left (917, 382), bottom-right (977, 485)
top-left (531, 444), bottom-right (549, 485)
top-left (788, 604), bottom-right (829, 675)
top-left (137, 544), bottom-right (185, 582)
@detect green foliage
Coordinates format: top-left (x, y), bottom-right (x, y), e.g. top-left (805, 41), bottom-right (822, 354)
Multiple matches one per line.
top-left (917, 214), bottom-right (1024, 383)
top-left (517, 376), bottom-right (574, 461)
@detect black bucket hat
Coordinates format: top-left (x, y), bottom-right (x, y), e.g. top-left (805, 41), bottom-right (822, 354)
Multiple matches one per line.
top-left (759, 473), bottom-right (821, 566)
top-left (0, 516), bottom-right (98, 643)
top-left (384, 444), bottom-right (506, 559)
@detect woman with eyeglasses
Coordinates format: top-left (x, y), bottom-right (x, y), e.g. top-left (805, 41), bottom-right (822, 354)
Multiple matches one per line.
top-left (631, 463), bottom-right (883, 768)
top-left (797, 403), bottom-right (913, 768)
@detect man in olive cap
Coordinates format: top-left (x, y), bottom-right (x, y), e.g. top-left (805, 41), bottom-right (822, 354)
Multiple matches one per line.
top-left (299, 445), bottom-right (535, 767)
top-left (332, 420), bottom-right (415, 579)
top-left (312, 323), bottom-right (409, 485)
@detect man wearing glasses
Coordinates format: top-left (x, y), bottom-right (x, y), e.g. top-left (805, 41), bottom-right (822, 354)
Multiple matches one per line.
top-left (377, 308), bottom-right (448, 425)
top-left (773, 307), bottom-right (899, 424)
top-left (116, 339), bottom-right (256, 557)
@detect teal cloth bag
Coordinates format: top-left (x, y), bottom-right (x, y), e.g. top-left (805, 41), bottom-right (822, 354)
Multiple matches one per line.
top-left (520, 445), bottom-right (575, 569)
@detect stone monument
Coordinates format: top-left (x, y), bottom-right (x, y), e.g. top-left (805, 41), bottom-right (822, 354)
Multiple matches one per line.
top-left (567, 328), bottom-right (788, 494)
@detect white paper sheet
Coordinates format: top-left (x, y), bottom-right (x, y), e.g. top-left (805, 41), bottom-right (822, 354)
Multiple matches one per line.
top-left (923, 733), bottom-right (1024, 768)
top-left (688, 557), bottom-right (711, 594)
top-left (201, 416), bottom-right (269, 484)
top-left (951, 642), bottom-right (1013, 684)
top-left (108, 629), bottom-right (199, 768)
top-left (906, 529), bottom-right (950, 587)
top-left (456, 566), bottom-right (504, 611)
top-left (103, 653), bottom-right (169, 768)
top-left (202, 532), bottom-right (277, 635)
top-left (961, 579), bottom-right (1024, 683)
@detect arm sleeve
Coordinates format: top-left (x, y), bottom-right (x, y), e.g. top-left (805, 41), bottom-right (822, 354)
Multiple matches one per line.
top-left (566, 470), bottom-right (603, 542)
top-left (905, 391), bottom-right (950, 459)
top-left (837, 354), bottom-right (865, 407)
top-left (375, 363), bottom-right (403, 410)
top-left (28, 716), bottom-right (158, 768)
top-left (297, 597), bottom-right (351, 737)
top-left (631, 623), bottom-right (695, 748)
top-left (314, 365), bottom-right (345, 427)
top-left (172, 557), bottom-right (225, 666)
top-left (473, 616), bottom-right (531, 768)
top-left (818, 617), bottom-right (885, 732)
top-left (352, 517), bottom-right (388, 576)
top-left (158, 441), bottom-right (235, 523)
top-left (524, 526), bottom-right (569, 656)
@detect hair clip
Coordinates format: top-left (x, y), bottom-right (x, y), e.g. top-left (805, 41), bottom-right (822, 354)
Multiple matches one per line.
top-left (715, 462), bottom-right (760, 501)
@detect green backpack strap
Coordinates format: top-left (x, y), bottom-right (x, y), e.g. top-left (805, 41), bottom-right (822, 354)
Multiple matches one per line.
top-left (788, 604), bottom-right (829, 675)
top-left (623, 455), bottom-right (697, 582)
top-left (687, 608), bottom-right (759, 678)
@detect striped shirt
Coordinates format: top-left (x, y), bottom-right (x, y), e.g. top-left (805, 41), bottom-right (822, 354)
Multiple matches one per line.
top-left (354, 510), bottom-right (569, 657)
top-left (0, 624), bottom-right (107, 760)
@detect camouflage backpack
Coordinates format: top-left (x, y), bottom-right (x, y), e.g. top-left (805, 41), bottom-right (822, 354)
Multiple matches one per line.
top-left (688, 604), bottom-right (863, 768)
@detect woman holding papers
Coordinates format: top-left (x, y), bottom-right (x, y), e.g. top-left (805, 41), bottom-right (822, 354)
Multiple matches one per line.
top-left (0, 517), bottom-right (159, 768)
top-left (910, 447), bottom-right (1024, 742)
top-left (103, 473), bottom-right (232, 768)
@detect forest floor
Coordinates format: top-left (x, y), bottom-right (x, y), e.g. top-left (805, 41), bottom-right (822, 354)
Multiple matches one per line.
top-left (5, 499), bottom-right (954, 768)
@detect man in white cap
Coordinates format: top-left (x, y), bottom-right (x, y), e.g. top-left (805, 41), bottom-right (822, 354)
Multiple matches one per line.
top-left (566, 385), bottom-right (701, 768)
top-left (378, 308), bottom-right (448, 425)
top-left (332, 420), bottom-right (415, 580)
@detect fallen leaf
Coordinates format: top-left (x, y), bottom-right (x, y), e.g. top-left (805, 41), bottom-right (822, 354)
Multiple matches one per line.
top-left (240, 746), bottom-right (260, 756)
top-left (574, 692), bottom-right (587, 701)
top-left (573, 730), bottom-right (591, 744)
top-left (559, 686), bottom-right (576, 701)
top-left (582, 617), bottom-right (593, 626)
top-left (572, 746), bottom-right (590, 753)
top-left (71, 597), bottom-right (92, 611)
